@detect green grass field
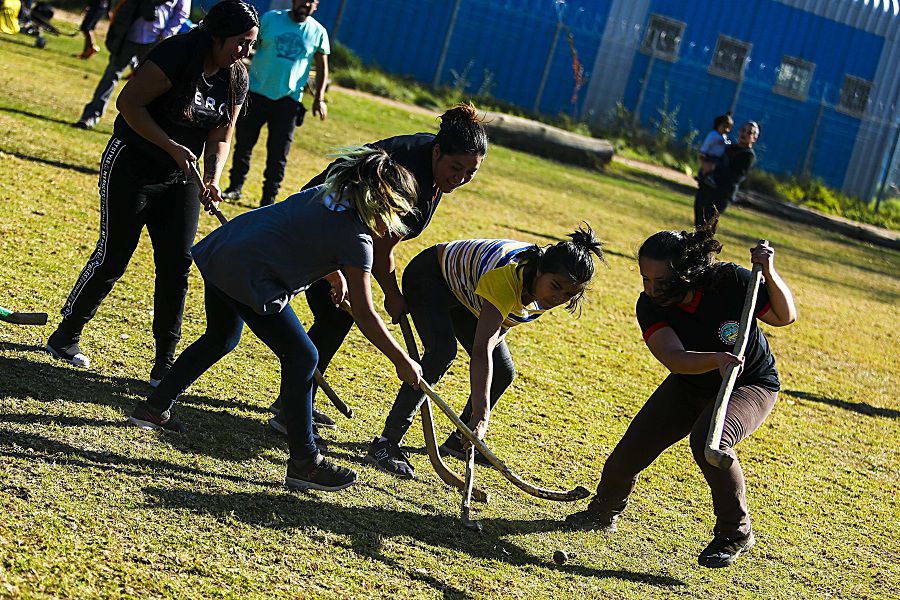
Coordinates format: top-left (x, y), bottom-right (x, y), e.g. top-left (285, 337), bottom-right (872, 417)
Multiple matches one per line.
top-left (1, 23), bottom-right (899, 600)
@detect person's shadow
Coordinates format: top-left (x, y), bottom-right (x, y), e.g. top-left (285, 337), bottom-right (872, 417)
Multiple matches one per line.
top-left (0, 342), bottom-right (289, 462)
top-left (142, 486), bottom-right (687, 596)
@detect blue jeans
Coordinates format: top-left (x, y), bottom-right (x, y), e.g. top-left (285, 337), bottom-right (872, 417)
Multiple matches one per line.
top-left (149, 280), bottom-right (319, 459)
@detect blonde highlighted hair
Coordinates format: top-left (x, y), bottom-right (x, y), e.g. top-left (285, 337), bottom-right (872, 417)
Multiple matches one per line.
top-left (323, 147), bottom-right (419, 237)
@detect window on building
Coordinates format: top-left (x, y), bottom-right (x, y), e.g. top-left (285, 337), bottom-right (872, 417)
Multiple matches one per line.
top-left (838, 75), bottom-right (874, 116)
top-left (709, 35), bottom-right (751, 80)
top-left (773, 56), bottom-right (815, 100)
top-left (641, 14), bottom-right (685, 61)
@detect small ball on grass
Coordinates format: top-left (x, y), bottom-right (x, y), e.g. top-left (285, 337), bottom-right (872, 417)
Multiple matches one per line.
top-left (552, 550), bottom-right (568, 565)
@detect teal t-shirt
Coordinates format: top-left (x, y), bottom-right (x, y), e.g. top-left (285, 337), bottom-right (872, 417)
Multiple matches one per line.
top-left (249, 10), bottom-right (330, 102)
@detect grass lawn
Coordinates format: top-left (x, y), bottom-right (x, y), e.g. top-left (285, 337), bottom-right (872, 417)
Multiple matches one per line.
top-left (1, 22), bottom-right (899, 600)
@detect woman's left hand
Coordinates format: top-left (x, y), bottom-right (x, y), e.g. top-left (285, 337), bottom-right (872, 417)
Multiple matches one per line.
top-left (750, 241), bottom-right (775, 274)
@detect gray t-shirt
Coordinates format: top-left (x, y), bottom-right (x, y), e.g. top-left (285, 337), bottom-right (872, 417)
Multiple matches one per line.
top-left (192, 186), bottom-right (373, 315)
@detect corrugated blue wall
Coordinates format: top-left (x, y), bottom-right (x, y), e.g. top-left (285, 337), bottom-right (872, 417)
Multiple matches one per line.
top-left (310, 0), bottom-right (614, 116)
top-left (622, 0), bottom-right (884, 187)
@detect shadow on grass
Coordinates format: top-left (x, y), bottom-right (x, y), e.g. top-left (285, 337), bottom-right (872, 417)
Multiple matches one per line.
top-left (143, 486), bottom-right (687, 593)
top-left (0, 427), bottom-right (273, 488)
top-left (608, 163), bottom-right (697, 197)
top-left (0, 147), bottom-right (99, 176)
top-left (0, 343), bottom-right (289, 461)
top-left (783, 389), bottom-right (899, 419)
top-left (0, 106), bottom-right (107, 136)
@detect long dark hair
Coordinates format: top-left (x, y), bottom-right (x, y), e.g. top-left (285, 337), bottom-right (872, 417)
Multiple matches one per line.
top-left (166, 0), bottom-right (258, 126)
top-left (638, 214), bottom-right (725, 305)
top-left (433, 103), bottom-right (488, 156)
top-left (517, 223), bottom-right (604, 313)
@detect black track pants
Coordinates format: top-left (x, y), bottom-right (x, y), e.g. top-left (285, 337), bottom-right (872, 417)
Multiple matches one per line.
top-left (59, 137), bottom-right (201, 365)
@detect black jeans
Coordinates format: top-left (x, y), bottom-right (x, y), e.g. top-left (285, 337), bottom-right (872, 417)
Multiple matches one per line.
top-left (587, 374), bottom-right (778, 537)
top-left (149, 280), bottom-right (319, 459)
top-left (694, 186), bottom-right (730, 228)
top-left (227, 91), bottom-right (299, 204)
top-left (381, 246), bottom-right (516, 443)
top-left (59, 137), bottom-right (200, 366)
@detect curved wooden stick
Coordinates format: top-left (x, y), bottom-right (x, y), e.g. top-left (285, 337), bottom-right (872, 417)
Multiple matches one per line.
top-left (399, 316), bottom-right (488, 503)
top-left (398, 317), bottom-right (588, 502)
top-left (705, 246), bottom-right (767, 470)
top-left (193, 162), bottom-right (353, 419)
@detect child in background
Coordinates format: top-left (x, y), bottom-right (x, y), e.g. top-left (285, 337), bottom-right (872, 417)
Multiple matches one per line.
top-left (366, 227), bottom-right (603, 479)
top-left (698, 112), bottom-right (733, 188)
top-left (129, 147), bottom-right (424, 493)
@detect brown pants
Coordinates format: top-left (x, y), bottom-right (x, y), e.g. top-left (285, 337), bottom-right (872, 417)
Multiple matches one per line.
top-left (589, 375), bottom-right (777, 536)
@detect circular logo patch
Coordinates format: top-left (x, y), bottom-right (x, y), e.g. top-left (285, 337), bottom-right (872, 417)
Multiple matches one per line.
top-left (718, 321), bottom-right (740, 346)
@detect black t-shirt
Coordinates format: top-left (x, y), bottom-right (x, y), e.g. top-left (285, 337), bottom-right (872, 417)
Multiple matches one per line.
top-left (303, 133), bottom-right (442, 240)
top-left (113, 33), bottom-right (248, 180)
top-left (636, 263), bottom-right (779, 392)
top-left (713, 145), bottom-right (756, 203)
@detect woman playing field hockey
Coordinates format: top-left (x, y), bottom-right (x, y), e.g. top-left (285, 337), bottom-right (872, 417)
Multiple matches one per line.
top-left (267, 103), bottom-right (487, 434)
top-left (47, 0), bottom-right (259, 387)
top-left (366, 227), bottom-right (604, 479)
top-left (128, 147), bottom-right (423, 492)
top-left (566, 216), bottom-right (796, 569)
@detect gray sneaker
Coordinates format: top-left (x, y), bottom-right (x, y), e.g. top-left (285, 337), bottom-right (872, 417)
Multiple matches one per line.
top-left (285, 453), bottom-right (356, 492)
top-left (222, 188), bottom-right (242, 201)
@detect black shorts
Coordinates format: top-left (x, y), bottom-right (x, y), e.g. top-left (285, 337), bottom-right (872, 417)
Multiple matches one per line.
top-left (79, 0), bottom-right (108, 32)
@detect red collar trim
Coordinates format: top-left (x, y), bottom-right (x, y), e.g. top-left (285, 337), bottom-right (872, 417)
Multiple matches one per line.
top-left (677, 290), bottom-right (702, 313)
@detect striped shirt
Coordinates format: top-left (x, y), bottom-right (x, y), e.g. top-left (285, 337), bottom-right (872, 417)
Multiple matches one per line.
top-left (440, 239), bottom-right (548, 329)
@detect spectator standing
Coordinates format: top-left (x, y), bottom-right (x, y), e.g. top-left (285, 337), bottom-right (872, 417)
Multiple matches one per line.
top-left (78, 0), bottom-right (109, 59)
top-left (75, 0), bottom-right (190, 129)
top-left (694, 121), bottom-right (760, 227)
top-left (222, 0), bottom-right (329, 207)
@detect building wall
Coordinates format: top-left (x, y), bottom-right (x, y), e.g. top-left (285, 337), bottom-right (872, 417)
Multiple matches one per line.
top-left (209, 0), bottom-right (900, 199)
top-left (617, 0), bottom-right (884, 190)
top-left (312, 0), bottom-right (614, 117)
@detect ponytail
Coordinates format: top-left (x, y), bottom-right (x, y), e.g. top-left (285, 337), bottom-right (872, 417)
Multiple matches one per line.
top-left (518, 223), bottom-right (604, 313)
top-left (323, 147), bottom-right (419, 237)
top-left (433, 103), bottom-right (488, 156)
top-left (638, 214), bottom-right (725, 305)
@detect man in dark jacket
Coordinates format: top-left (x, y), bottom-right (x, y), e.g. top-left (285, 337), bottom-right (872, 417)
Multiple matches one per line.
top-left (694, 121), bottom-right (759, 227)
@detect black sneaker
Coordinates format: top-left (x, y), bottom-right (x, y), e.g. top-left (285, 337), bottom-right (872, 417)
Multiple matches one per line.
top-left (221, 188), bottom-right (242, 201)
top-left (312, 407), bottom-right (336, 429)
top-left (698, 530), bottom-right (755, 568)
top-left (149, 362), bottom-right (172, 388)
top-left (285, 453), bottom-right (356, 492)
top-left (127, 401), bottom-right (184, 433)
top-left (565, 508), bottom-right (617, 532)
top-left (46, 330), bottom-right (90, 368)
top-left (268, 415), bottom-right (327, 447)
top-left (438, 432), bottom-right (494, 469)
top-left (365, 437), bottom-right (415, 479)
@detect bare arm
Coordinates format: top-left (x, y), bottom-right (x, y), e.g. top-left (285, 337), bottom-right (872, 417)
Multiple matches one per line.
top-left (344, 266), bottom-right (421, 386)
top-left (752, 243), bottom-right (797, 327)
top-left (116, 60), bottom-right (195, 176)
top-left (312, 52), bottom-right (328, 120)
top-left (371, 233), bottom-right (406, 322)
top-left (646, 327), bottom-right (743, 377)
top-left (200, 105), bottom-right (242, 205)
top-left (468, 302), bottom-right (505, 440)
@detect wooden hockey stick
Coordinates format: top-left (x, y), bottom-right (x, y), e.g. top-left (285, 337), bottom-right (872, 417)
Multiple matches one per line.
top-left (705, 244), bottom-right (767, 470)
top-left (399, 315), bottom-right (488, 503)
